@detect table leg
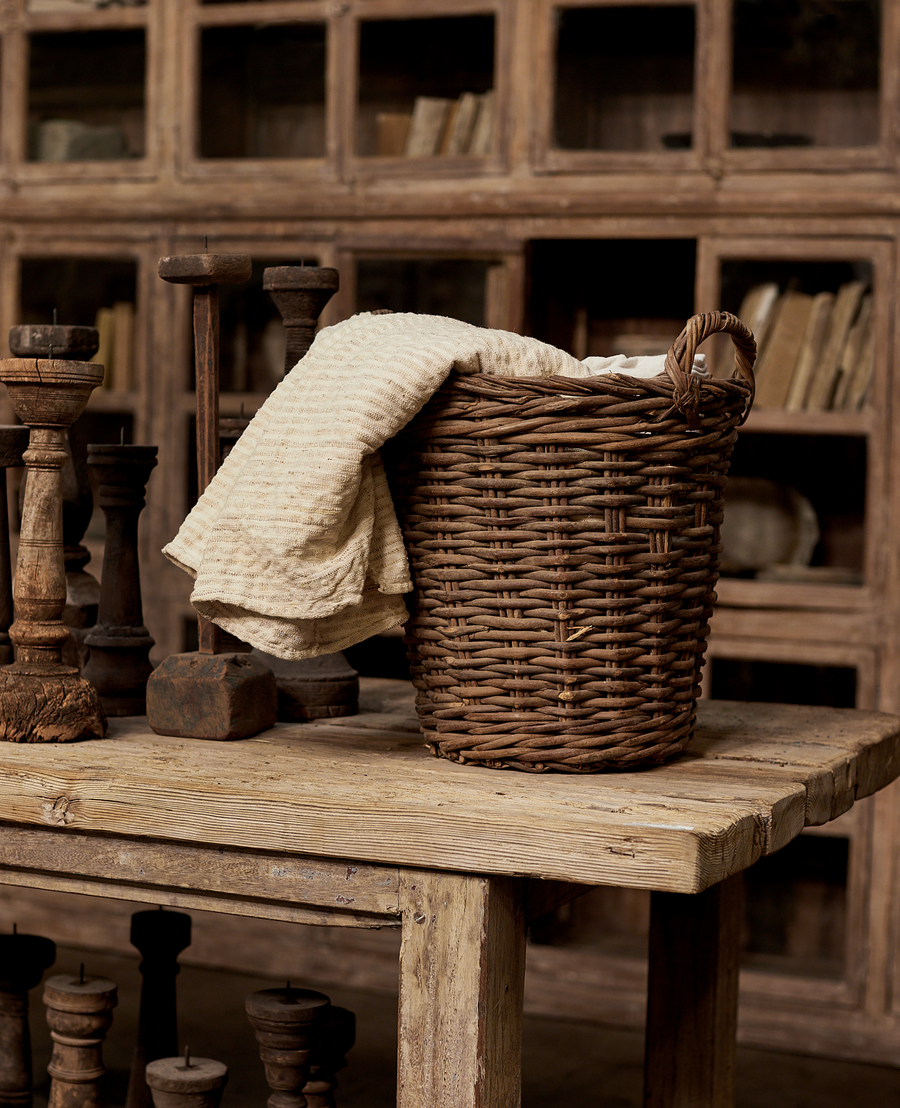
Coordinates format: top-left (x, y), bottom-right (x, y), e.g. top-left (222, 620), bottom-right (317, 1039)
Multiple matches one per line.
top-left (397, 871), bottom-right (525, 1108)
top-left (643, 873), bottom-right (744, 1108)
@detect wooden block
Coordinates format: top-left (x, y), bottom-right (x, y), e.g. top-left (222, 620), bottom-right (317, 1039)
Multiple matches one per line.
top-left (145, 653), bottom-right (277, 741)
top-left (158, 255), bottom-right (252, 286)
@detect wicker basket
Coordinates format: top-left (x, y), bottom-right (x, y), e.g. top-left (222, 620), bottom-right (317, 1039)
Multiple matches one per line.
top-left (385, 311), bottom-right (756, 772)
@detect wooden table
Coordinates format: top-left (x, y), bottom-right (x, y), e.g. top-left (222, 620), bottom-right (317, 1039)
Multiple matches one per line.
top-left (1, 678), bottom-right (899, 1108)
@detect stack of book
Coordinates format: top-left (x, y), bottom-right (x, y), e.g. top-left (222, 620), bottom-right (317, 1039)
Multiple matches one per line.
top-left (375, 90), bottom-right (495, 158)
top-left (738, 280), bottom-right (874, 411)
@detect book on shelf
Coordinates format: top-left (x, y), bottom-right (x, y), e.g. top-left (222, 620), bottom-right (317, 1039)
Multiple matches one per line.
top-left (440, 91), bottom-right (480, 156)
top-left (375, 112), bottom-right (412, 157)
top-left (737, 281), bottom-right (780, 353)
top-left (404, 97), bottom-right (454, 157)
top-left (92, 307), bottom-right (113, 388)
top-left (783, 290), bottom-right (834, 411)
top-left (839, 293), bottom-right (875, 411)
top-left (91, 302), bottom-right (134, 391)
top-left (803, 279), bottom-right (866, 410)
top-left (751, 289), bottom-right (814, 409)
top-left (832, 292), bottom-right (873, 410)
top-left (468, 89), bottom-right (495, 155)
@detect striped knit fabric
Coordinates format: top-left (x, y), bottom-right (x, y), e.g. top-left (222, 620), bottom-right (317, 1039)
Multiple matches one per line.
top-left (164, 312), bottom-right (678, 660)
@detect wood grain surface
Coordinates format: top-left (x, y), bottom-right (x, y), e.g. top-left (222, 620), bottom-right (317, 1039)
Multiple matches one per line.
top-left (0, 680), bottom-right (897, 895)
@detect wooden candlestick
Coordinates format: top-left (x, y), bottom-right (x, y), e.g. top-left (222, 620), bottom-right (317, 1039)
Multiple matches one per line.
top-left (0, 931), bottom-right (56, 1108)
top-left (0, 428), bottom-right (30, 666)
top-left (43, 971), bottom-right (117, 1108)
top-left (0, 357), bottom-right (106, 742)
top-left (302, 1006), bottom-right (355, 1108)
top-left (82, 444), bottom-right (158, 715)
top-left (60, 417), bottom-right (100, 669)
top-left (125, 909), bottom-right (192, 1108)
top-left (145, 1052), bottom-right (227, 1108)
top-left (10, 326), bottom-right (102, 665)
top-left (245, 987), bottom-right (330, 1108)
top-left (146, 252), bottom-right (277, 741)
top-left (254, 266), bottom-right (359, 721)
top-left (261, 267), bottom-right (339, 373)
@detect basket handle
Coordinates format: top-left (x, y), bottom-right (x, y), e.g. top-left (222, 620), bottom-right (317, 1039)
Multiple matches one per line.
top-left (663, 311), bottom-right (757, 426)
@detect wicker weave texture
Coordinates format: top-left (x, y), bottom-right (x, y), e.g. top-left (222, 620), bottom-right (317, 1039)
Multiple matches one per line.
top-left (387, 312), bottom-right (756, 772)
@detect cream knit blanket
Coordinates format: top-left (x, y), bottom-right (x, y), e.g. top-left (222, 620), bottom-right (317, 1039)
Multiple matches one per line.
top-left (164, 312), bottom-right (688, 659)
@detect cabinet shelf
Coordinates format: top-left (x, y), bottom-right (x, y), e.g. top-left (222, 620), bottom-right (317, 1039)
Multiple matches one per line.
top-left (1, 0), bottom-right (899, 1071)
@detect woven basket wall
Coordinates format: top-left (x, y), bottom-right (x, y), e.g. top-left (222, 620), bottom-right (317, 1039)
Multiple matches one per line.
top-left (385, 312), bottom-right (756, 773)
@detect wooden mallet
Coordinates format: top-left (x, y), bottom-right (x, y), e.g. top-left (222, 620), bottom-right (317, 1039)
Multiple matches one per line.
top-left (145, 253), bottom-right (276, 740)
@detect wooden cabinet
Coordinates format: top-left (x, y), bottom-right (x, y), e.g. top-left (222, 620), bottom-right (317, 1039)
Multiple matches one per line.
top-left (2, 0), bottom-right (900, 1067)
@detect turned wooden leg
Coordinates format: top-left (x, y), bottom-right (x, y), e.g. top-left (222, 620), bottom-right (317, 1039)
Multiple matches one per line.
top-left (643, 873), bottom-right (744, 1108)
top-left (397, 871), bottom-right (526, 1108)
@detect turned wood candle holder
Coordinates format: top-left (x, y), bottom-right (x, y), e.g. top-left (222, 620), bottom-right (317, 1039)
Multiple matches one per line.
top-left (302, 1005), bottom-right (355, 1108)
top-left (245, 987), bottom-right (330, 1108)
top-left (145, 1052), bottom-right (227, 1108)
top-left (125, 909), bottom-right (192, 1108)
top-left (0, 930), bottom-right (56, 1108)
top-left (82, 444), bottom-right (158, 716)
top-left (146, 252), bottom-right (277, 741)
top-left (10, 326), bottom-right (102, 665)
top-left (254, 265), bottom-right (359, 722)
top-left (0, 357), bottom-right (106, 742)
top-left (262, 267), bottom-right (339, 372)
top-left (43, 971), bottom-right (117, 1108)
top-left (0, 428), bottom-right (30, 666)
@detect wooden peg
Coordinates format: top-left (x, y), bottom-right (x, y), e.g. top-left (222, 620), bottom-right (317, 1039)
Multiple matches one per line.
top-left (125, 910), bottom-right (192, 1108)
top-left (43, 971), bottom-right (117, 1108)
top-left (0, 357), bottom-right (106, 742)
top-left (82, 444), bottom-right (158, 715)
top-left (245, 987), bottom-right (330, 1108)
top-left (0, 930), bottom-right (56, 1108)
top-left (146, 251), bottom-right (276, 740)
top-left (145, 1052), bottom-right (228, 1108)
top-left (0, 428), bottom-right (30, 666)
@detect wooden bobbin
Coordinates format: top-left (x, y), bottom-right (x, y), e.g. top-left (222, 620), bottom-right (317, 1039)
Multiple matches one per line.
top-left (0, 931), bottom-right (56, 1108)
top-left (146, 252), bottom-right (277, 740)
top-left (302, 1006), bottom-right (355, 1108)
top-left (0, 428), bottom-right (30, 666)
top-left (0, 357), bottom-right (106, 742)
top-left (145, 1053), bottom-right (227, 1108)
top-left (125, 909), bottom-right (192, 1108)
top-left (262, 267), bottom-right (339, 372)
top-left (43, 972), bottom-right (117, 1108)
top-left (245, 987), bottom-right (330, 1108)
top-left (254, 265), bottom-right (359, 722)
top-left (82, 444), bottom-right (158, 715)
